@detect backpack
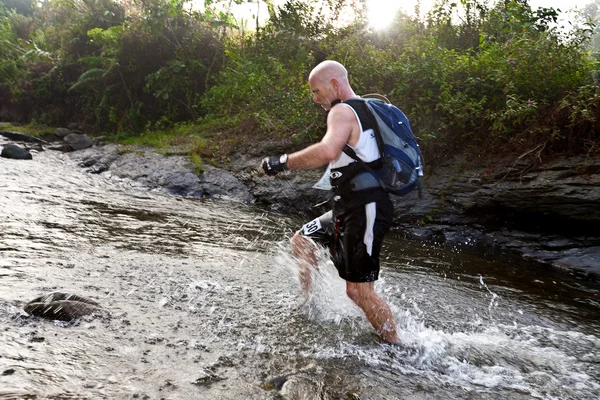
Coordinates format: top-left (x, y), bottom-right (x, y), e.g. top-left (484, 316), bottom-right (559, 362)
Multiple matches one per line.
top-left (342, 94), bottom-right (424, 198)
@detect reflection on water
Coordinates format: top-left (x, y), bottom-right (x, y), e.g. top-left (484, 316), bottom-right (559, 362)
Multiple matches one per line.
top-left (0, 147), bottom-right (599, 399)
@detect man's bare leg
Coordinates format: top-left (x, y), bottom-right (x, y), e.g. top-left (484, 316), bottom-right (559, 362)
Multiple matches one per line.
top-left (291, 232), bottom-right (318, 295)
top-left (346, 281), bottom-right (399, 343)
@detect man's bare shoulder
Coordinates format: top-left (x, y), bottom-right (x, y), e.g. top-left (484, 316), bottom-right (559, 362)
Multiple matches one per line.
top-left (322, 103), bottom-right (359, 147)
top-left (327, 103), bottom-right (356, 124)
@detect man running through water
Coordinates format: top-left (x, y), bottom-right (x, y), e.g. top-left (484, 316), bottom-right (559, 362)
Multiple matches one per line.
top-left (260, 60), bottom-right (399, 344)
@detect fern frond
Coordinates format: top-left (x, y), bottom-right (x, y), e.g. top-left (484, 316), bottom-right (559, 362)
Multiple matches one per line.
top-left (68, 68), bottom-right (106, 92)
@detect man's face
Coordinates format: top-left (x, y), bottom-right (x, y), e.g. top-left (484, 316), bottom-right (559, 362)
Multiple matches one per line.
top-left (309, 77), bottom-right (335, 111)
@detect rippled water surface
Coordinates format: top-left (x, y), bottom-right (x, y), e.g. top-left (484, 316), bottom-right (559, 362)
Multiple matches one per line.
top-left (1, 146), bottom-right (599, 399)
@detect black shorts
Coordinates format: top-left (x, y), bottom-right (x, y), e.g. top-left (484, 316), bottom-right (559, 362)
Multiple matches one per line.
top-left (299, 199), bottom-right (393, 282)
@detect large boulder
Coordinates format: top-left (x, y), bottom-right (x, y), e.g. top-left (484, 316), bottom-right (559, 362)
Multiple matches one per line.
top-left (72, 144), bottom-right (121, 174)
top-left (64, 133), bottom-right (94, 150)
top-left (1, 143), bottom-right (32, 160)
top-left (394, 155), bottom-right (600, 227)
top-left (109, 149), bottom-right (255, 202)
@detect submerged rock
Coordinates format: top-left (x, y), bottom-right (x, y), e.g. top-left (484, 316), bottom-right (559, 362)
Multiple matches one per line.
top-left (191, 367), bottom-right (225, 387)
top-left (24, 292), bottom-right (102, 321)
top-left (1, 144), bottom-right (32, 160)
top-left (280, 376), bottom-right (320, 399)
top-left (47, 143), bottom-right (74, 152)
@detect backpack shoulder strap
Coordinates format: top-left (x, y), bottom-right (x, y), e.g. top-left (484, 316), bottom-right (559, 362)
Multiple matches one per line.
top-left (341, 98), bottom-right (385, 156)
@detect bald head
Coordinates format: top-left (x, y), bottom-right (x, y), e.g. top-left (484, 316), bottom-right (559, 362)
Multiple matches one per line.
top-left (308, 60), bottom-right (356, 110)
top-left (309, 60), bottom-right (349, 86)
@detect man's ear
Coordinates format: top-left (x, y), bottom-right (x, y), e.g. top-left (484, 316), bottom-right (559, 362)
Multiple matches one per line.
top-left (330, 78), bottom-right (339, 94)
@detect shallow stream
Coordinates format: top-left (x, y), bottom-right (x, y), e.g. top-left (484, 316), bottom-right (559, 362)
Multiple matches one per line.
top-left (1, 146), bottom-right (599, 399)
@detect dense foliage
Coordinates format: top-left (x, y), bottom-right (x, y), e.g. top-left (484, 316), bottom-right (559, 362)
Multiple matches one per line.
top-left (1, 0), bottom-right (599, 160)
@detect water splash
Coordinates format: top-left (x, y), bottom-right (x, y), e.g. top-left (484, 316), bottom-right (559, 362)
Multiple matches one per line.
top-left (480, 275), bottom-right (500, 316)
top-left (268, 243), bottom-right (600, 399)
top-left (273, 241), bottom-right (362, 323)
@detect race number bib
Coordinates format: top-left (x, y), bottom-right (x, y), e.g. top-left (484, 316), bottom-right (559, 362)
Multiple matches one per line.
top-left (301, 217), bottom-right (322, 236)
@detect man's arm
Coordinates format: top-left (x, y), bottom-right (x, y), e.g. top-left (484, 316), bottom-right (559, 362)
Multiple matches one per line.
top-left (286, 105), bottom-right (356, 170)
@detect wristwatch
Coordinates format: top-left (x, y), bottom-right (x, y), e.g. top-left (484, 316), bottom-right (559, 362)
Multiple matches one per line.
top-left (280, 154), bottom-right (288, 169)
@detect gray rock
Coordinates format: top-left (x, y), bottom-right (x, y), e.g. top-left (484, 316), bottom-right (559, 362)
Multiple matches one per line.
top-left (389, 155), bottom-right (600, 277)
top-left (64, 133), bottom-right (93, 150)
top-left (111, 149), bottom-right (254, 201)
top-left (552, 246), bottom-right (600, 272)
top-left (54, 128), bottom-right (73, 138)
top-left (47, 143), bottom-right (74, 152)
top-left (0, 130), bottom-right (49, 144)
top-left (24, 292), bottom-right (102, 321)
top-left (413, 156), bottom-right (600, 224)
top-left (69, 145), bottom-right (255, 203)
top-left (1, 143), bottom-right (32, 160)
top-left (73, 144), bottom-right (120, 173)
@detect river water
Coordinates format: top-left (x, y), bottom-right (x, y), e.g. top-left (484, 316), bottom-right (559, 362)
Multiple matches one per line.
top-left (1, 145), bottom-right (599, 400)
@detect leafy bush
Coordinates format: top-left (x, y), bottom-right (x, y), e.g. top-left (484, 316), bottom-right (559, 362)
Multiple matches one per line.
top-left (0, 6), bottom-right (24, 90)
top-left (201, 0), bottom-right (336, 141)
top-left (0, 0), bottom-right (598, 161)
top-left (324, 0), bottom-right (600, 159)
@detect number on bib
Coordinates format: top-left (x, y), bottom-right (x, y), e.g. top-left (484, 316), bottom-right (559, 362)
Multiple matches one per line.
top-left (302, 217), bottom-right (322, 235)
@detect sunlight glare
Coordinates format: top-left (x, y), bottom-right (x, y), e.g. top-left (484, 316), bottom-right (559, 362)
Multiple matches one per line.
top-left (367, 0), bottom-right (401, 30)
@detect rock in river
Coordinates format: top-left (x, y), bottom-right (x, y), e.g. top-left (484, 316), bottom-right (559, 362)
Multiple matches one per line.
top-left (24, 292), bottom-right (102, 321)
top-left (1, 144), bottom-right (32, 160)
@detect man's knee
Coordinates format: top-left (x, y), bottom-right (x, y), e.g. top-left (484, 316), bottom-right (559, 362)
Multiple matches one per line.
top-left (346, 284), bottom-right (360, 302)
top-left (346, 281), bottom-right (374, 303)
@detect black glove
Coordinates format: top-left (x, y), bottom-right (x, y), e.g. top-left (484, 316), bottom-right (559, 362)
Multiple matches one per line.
top-left (261, 154), bottom-right (288, 176)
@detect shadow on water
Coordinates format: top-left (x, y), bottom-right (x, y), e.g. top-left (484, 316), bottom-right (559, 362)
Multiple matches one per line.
top-left (0, 148), bottom-right (598, 399)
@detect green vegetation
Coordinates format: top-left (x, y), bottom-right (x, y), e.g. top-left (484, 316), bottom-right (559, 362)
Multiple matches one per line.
top-left (118, 122), bottom-right (198, 149)
top-left (1, 0), bottom-right (599, 169)
top-left (0, 123), bottom-right (55, 136)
